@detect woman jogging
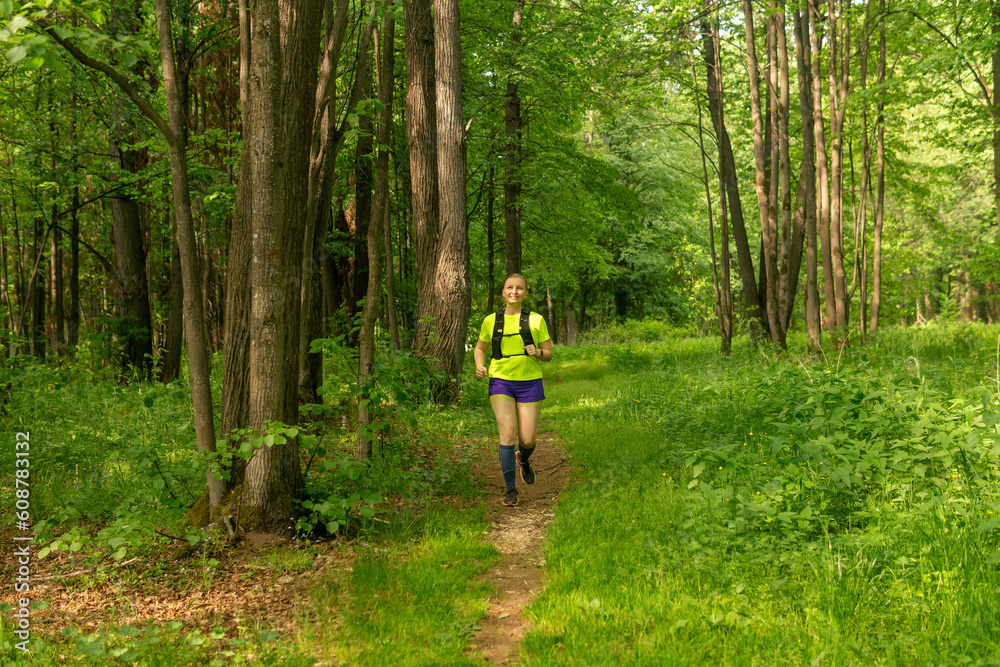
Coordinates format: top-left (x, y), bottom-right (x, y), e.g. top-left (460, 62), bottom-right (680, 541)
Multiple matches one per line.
top-left (474, 273), bottom-right (553, 506)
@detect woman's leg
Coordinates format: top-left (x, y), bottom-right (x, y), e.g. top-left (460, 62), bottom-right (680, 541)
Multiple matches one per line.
top-left (515, 401), bottom-right (541, 455)
top-left (492, 399), bottom-right (519, 494)
top-left (514, 401), bottom-right (541, 485)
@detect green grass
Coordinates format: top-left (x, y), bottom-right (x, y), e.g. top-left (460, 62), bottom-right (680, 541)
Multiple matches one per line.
top-left (7, 323), bottom-right (1000, 664)
top-left (522, 325), bottom-right (1000, 665)
top-left (297, 503), bottom-right (498, 666)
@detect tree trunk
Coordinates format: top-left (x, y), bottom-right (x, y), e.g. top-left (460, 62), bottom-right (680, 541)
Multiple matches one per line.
top-left (427, 0), bottom-right (472, 398)
top-left (505, 1), bottom-right (525, 275)
top-left (155, 0), bottom-right (225, 512)
top-left (854, 1), bottom-right (873, 344)
top-left (744, 0), bottom-right (786, 348)
top-left (404, 0), bottom-right (441, 359)
top-left (31, 216), bottom-right (45, 362)
top-left (160, 222), bottom-right (184, 383)
top-left (68, 185), bottom-right (80, 348)
top-left (775, 3), bottom-right (802, 336)
top-left (794, 6), bottom-right (821, 352)
top-left (109, 135), bottom-right (154, 378)
top-left (691, 29), bottom-right (731, 355)
top-left (50, 203), bottom-right (63, 352)
top-left (299, 0), bottom-right (369, 400)
top-left (353, 84), bottom-right (375, 325)
top-left (702, 16), bottom-right (762, 340)
top-left (359, 6), bottom-right (396, 459)
top-left (869, 0), bottom-right (886, 334)
top-left (378, 13), bottom-right (400, 354)
top-left (994, 0), bottom-right (1000, 245)
top-left (235, 0), bottom-right (323, 533)
top-left (487, 163), bottom-right (496, 312)
top-left (826, 0), bottom-right (849, 329)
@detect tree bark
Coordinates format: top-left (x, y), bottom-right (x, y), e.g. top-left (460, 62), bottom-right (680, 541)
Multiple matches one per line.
top-left (994, 0), bottom-right (1000, 245)
top-left (236, 0), bottom-right (323, 533)
top-left (160, 221), bottom-right (184, 383)
top-left (404, 0), bottom-right (441, 358)
top-left (794, 6), bottom-right (822, 352)
top-left (487, 163), bottom-right (496, 312)
top-left (691, 28), bottom-right (731, 354)
top-left (808, 0), bottom-right (836, 333)
top-left (744, 0), bottom-right (786, 348)
top-left (299, 0), bottom-right (371, 401)
top-left (505, 1), bottom-right (525, 275)
top-left (826, 0), bottom-right (849, 329)
top-left (869, 0), bottom-right (886, 334)
top-left (68, 185), bottom-right (80, 347)
top-left (428, 0), bottom-right (472, 397)
top-left (108, 135), bottom-right (154, 378)
top-left (31, 216), bottom-right (45, 362)
top-left (359, 6), bottom-right (396, 459)
top-left (702, 16), bottom-right (762, 339)
top-left (155, 0), bottom-right (225, 512)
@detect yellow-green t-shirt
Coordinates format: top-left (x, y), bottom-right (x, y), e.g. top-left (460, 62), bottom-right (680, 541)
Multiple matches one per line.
top-left (478, 310), bottom-right (551, 381)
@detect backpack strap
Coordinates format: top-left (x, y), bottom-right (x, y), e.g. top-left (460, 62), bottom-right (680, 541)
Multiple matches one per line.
top-left (519, 308), bottom-right (535, 350)
top-left (490, 309), bottom-right (507, 360)
top-left (491, 308), bottom-right (534, 360)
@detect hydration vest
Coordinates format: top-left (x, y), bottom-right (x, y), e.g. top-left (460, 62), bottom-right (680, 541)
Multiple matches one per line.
top-left (491, 308), bottom-right (535, 360)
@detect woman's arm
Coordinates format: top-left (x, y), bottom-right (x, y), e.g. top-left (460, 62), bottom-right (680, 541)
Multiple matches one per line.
top-left (524, 338), bottom-right (553, 362)
top-left (474, 339), bottom-right (491, 378)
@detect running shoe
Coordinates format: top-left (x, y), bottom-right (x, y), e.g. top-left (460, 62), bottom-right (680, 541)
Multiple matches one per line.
top-left (517, 450), bottom-right (535, 485)
top-left (502, 487), bottom-right (519, 506)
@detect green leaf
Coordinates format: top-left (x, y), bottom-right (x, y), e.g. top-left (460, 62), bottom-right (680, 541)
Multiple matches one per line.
top-left (977, 516), bottom-right (1000, 533)
top-left (108, 537), bottom-right (126, 548)
top-left (113, 546), bottom-right (127, 561)
top-left (37, 546), bottom-right (50, 559)
top-left (117, 51), bottom-right (137, 68)
top-left (0, 0), bottom-right (14, 17)
top-left (5, 44), bottom-right (27, 63)
top-left (258, 630), bottom-right (279, 642)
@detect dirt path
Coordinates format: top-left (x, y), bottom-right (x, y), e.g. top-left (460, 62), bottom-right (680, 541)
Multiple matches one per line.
top-left (468, 426), bottom-right (572, 665)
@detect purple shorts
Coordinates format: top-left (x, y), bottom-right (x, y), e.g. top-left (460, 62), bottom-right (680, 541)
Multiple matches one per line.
top-left (488, 378), bottom-right (545, 404)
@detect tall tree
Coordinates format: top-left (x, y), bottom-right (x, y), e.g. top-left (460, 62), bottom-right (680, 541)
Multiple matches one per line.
top-left (794, 5), bottom-right (822, 352)
top-left (701, 12), bottom-right (763, 341)
top-left (359, 3), bottom-right (395, 459)
top-left (744, 0), bottom-right (786, 348)
top-left (505, 0), bottom-right (524, 275)
top-left (428, 0), bottom-right (471, 395)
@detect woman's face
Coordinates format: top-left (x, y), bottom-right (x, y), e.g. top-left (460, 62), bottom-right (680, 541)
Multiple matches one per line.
top-left (503, 276), bottom-right (527, 306)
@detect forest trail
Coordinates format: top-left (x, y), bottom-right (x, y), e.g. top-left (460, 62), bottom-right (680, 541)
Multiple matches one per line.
top-left (467, 425), bottom-right (572, 665)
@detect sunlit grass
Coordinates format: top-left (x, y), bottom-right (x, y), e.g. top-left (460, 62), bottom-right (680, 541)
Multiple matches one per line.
top-left (523, 325), bottom-right (1000, 665)
top-left (299, 504), bottom-right (497, 666)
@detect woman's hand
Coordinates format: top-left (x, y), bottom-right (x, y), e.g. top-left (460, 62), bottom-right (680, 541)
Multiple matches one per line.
top-left (476, 365), bottom-right (489, 379)
top-left (524, 344), bottom-right (540, 358)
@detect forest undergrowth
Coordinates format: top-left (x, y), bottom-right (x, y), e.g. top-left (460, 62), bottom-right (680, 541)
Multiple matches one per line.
top-left (2, 322), bottom-right (1000, 664)
top-left (524, 321), bottom-right (1000, 665)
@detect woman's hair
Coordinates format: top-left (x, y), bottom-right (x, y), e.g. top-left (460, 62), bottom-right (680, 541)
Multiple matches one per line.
top-left (502, 272), bottom-right (528, 292)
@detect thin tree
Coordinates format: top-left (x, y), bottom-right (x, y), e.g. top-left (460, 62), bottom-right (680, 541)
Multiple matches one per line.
top-left (359, 3), bottom-right (396, 459)
top-left (744, 0), bottom-right (786, 348)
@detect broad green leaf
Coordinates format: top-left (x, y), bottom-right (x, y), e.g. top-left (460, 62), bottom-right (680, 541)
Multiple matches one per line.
top-left (5, 44), bottom-right (27, 63)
